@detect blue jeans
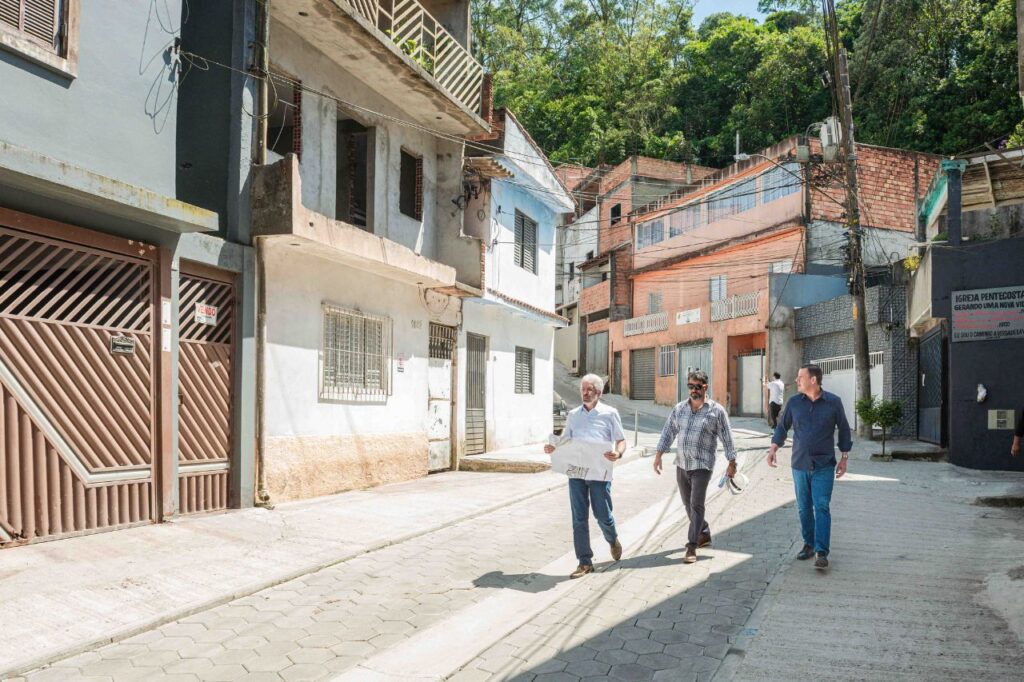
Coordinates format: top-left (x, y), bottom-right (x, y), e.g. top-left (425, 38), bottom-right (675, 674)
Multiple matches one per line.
top-left (568, 478), bottom-right (618, 565)
top-left (792, 464), bottom-right (835, 556)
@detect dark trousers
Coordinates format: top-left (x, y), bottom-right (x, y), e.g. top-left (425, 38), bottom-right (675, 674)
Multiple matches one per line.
top-left (769, 402), bottom-right (782, 428)
top-left (676, 467), bottom-right (712, 547)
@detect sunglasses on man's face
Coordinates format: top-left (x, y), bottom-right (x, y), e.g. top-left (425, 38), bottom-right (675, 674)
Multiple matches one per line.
top-left (687, 383), bottom-right (707, 391)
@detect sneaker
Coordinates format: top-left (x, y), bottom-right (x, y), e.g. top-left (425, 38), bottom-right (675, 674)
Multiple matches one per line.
top-left (814, 553), bottom-right (829, 570)
top-left (610, 539), bottom-right (623, 561)
top-left (697, 532), bottom-right (712, 548)
top-left (683, 544), bottom-right (697, 564)
top-left (570, 564), bottom-right (594, 579)
top-left (796, 544), bottom-right (814, 561)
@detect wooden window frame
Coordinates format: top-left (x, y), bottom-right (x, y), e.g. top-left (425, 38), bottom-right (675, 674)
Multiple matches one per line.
top-left (0, 0), bottom-right (78, 78)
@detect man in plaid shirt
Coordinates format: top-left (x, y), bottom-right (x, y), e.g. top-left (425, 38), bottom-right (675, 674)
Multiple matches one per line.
top-left (654, 370), bottom-right (738, 564)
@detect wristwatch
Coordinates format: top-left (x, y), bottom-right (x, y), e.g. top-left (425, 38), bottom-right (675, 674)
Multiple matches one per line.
top-left (840, 453), bottom-right (849, 460)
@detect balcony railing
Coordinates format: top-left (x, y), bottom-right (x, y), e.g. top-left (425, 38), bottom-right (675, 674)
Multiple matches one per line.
top-left (711, 291), bottom-right (760, 321)
top-left (346, 0), bottom-right (484, 113)
top-left (624, 312), bottom-right (669, 337)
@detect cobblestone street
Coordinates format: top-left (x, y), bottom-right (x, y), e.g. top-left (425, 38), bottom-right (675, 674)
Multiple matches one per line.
top-left (10, 426), bottom-right (1024, 682)
top-left (11, 425), bottom-right (781, 682)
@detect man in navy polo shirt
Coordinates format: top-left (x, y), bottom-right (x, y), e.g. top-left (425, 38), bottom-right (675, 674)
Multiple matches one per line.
top-left (768, 363), bottom-right (852, 570)
top-left (544, 373), bottom-right (626, 579)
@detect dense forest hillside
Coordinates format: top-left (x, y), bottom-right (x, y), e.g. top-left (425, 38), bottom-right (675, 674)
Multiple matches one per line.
top-left (471, 0), bottom-right (1021, 166)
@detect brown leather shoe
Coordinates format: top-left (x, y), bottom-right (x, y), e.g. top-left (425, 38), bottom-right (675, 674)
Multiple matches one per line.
top-left (683, 545), bottom-right (697, 564)
top-left (697, 532), bottom-right (712, 548)
top-left (570, 564), bottom-right (594, 579)
top-left (610, 539), bottom-right (623, 561)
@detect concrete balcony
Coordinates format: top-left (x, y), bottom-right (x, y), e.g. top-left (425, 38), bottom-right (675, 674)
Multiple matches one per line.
top-left (624, 312), bottom-right (669, 337)
top-left (711, 291), bottom-right (760, 321)
top-left (251, 155), bottom-right (455, 288)
top-left (272, 0), bottom-right (487, 136)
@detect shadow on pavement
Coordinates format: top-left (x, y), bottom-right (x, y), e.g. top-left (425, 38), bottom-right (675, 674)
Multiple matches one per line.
top-left (473, 570), bottom-right (571, 593)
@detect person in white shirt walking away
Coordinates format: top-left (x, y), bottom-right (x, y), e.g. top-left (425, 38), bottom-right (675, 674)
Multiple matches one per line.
top-left (765, 372), bottom-right (786, 428)
top-left (544, 374), bottom-right (627, 579)
top-left (653, 370), bottom-right (739, 565)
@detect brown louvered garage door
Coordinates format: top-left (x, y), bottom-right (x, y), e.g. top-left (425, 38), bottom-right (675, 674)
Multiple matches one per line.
top-left (177, 265), bottom-right (235, 514)
top-left (630, 348), bottom-right (656, 401)
top-left (0, 217), bottom-right (159, 547)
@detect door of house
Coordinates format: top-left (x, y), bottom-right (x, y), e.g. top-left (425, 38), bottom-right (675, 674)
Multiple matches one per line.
top-left (587, 331), bottom-right (608, 378)
top-left (0, 218), bottom-right (159, 547)
top-left (612, 352), bottom-right (622, 394)
top-left (177, 264), bottom-right (236, 513)
top-left (427, 323), bottom-right (456, 471)
top-left (737, 350), bottom-right (766, 417)
top-left (630, 348), bottom-right (656, 400)
top-left (465, 333), bottom-right (487, 456)
top-left (677, 341), bottom-right (713, 402)
top-left (918, 328), bottom-right (946, 445)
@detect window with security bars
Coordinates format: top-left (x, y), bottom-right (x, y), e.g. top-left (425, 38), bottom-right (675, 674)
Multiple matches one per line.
top-left (514, 346), bottom-right (534, 394)
top-left (770, 260), bottom-right (794, 274)
top-left (709, 275), bottom-right (727, 302)
top-left (0, 0), bottom-right (64, 54)
top-left (648, 291), bottom-right (663, 314)
top-left (514, 210), bottom-right (537, 273)
top-left (321, 304), bottom-right (392, 399)
top-left (428, 323), bottom-right (456, 360)
top-left (659, 345), bottom-right (676, 377)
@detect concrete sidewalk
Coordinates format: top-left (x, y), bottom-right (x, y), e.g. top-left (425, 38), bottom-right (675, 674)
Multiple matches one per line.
top-left (717, 442), bottom-right (1024, 681)
top-left (0, 468), bottom-right (573, 676)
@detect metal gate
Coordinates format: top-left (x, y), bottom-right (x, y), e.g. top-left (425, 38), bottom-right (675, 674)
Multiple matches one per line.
top-left (0, 220), bottom-right (158, 546)
top-left (918, 328), bottom-right (946, 445)
top-left (177, 266), bottom-right (235, 513)
top-left (465, 333), bottom-right (487, 455)
top-left (427, 323), bottom-right (456, 471)
top-left (630, 348), bottom-right (655, 400)
top-left (587, 331), bottom-right (608, 378)
top-left (612, 352), bottom-right (622, 394)
top-left (677, 341), bottom-right (712, 402)
top-left (737, 350), bottom-right (765, 417)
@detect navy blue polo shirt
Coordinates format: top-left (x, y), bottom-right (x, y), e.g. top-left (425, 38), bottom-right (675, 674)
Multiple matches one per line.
top-left (772, 391), bottom-right (853, 471)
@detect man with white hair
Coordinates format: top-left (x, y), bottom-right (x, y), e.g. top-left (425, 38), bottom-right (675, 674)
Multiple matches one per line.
top-left (544, 373), bottom-right (627, 578)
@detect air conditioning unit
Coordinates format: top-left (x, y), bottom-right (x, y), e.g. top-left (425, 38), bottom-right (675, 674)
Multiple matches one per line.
top-left (820, 116), bottom-right (841, 162)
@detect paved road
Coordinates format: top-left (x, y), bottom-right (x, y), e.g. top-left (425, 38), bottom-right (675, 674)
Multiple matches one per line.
top-left (16, 426), bottom-right (777, 682)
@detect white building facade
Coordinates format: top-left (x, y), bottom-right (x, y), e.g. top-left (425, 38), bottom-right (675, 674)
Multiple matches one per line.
top-left (250, 0), bottom-right (490, 501)
top-left (460, 111), bottom-right (573, 454)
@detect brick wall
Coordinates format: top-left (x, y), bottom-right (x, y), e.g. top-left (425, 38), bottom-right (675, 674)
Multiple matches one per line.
top-left (580, 279), bottom-right (610, 316)
top-left (794, 284), bottom-right (917, 436)
top-left (599, 182), bottom-right (634, 253)
top-left (610, 248), bottom-right (632, 320)
top-left (811, 145), bottom-right (941, 232)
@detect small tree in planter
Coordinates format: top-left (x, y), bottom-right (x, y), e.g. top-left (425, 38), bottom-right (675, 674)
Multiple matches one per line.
top-left (855, 397), bottom-right (903, 457)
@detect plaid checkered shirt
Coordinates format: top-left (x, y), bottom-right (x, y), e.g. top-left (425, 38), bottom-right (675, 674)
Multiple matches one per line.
top-left (656, 399), bottom-right (738, 471)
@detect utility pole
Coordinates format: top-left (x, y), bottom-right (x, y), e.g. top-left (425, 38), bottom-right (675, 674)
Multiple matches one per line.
top-left (826, 1), bottom-right (872, 436)
top-left (1017, 0), bottom-right (1024, 110)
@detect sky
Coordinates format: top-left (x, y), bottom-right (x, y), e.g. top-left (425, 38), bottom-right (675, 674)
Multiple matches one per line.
top-left (690, 0), bottom-right (768, 27)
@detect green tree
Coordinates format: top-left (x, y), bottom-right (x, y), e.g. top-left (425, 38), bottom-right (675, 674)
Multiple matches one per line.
top-left (856, 396), bottom-right (903, 456)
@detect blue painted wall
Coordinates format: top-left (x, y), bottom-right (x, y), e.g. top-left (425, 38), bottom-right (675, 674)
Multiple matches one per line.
top-left (0, 1), bottom-right (184, 196)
